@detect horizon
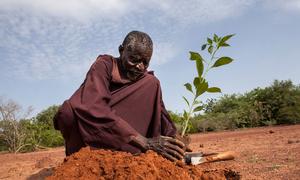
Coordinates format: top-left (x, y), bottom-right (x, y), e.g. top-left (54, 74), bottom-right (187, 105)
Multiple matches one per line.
top-left (1, 0), bottom-right (300, 116)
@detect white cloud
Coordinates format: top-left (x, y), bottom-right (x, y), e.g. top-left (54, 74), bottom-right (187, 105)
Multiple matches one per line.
top-left (263, 0), bottom-right (300, 12)
top-left (0, 0), bottom-right (255, 23)
top-left (0, 0), bottom-right (129, 21)
top-left (0, 0), bottom-right (256, 80)
top-left (151, 42), bottom-right (178, 67)
top-left (144, 0), bottom-right (254, 24)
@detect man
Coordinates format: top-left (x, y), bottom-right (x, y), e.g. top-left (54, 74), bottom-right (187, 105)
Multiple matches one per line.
top-left (54, 31), bottom-right (187, 162)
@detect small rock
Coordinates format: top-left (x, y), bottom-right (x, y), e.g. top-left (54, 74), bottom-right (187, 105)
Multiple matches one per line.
top-left (175, 161), bottom-right (185, 168)
top-left (269, 130), bottom-right (274, 134)
top-left (91, 168), bottom-right (98, 174)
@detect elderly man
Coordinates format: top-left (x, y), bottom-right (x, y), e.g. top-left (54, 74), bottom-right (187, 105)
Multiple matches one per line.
top-left (54, 31), bottom-right (187, 161)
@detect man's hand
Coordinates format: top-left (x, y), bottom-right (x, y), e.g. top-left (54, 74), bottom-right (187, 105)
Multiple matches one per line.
top-left (147, 136), bottom-right (185, 161)
top-left (175, 134), bottom-right (193, 152)
top-left (130, 134), bottom-right (185, 162)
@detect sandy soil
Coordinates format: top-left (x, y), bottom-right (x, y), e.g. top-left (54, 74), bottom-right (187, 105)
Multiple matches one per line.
top-left (46, 147), bottom-right (238, 180)
top-left (0, 125), bottom-right (299, 180)
top-left (0, 147), bottom-right (64, 180)
top-left (189, 125), bottom-right (300, 180)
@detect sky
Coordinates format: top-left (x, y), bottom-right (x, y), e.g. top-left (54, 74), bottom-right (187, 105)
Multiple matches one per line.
top-left (0, 0), bottom-right (300, 116)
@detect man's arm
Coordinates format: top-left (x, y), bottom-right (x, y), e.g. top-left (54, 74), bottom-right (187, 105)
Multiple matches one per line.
top-left (68, 55), bottom-right (186, 160)
top-left (69, 56), bottom-right (140, 152)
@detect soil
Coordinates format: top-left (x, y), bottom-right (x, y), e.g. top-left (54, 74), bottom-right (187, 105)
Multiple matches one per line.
top-left (47, 147), bottom-right (239, 180)
top-left (0, 125), bottom-right (299, 180)
top-left (189, 125), bottom-right (300, 180)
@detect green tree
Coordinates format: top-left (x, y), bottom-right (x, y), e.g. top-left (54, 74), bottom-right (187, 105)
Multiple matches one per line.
top-left (198, 80), bottom-right (300, 132)
top-left (34, 105), bottom-right (64, 147)
top-left (253, 80), bottom-right (300, 124)
top-left (36, 105), bottom-right (59, 128)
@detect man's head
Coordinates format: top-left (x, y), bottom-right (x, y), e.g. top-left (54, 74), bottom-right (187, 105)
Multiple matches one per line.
top-left (119, 31), bottom-right (153, 81)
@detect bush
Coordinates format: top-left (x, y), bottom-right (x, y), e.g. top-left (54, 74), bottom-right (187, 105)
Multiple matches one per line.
top-left (0, 102), bottom-right (64, 152)
top-left (32, 105), bottom-right (64, 148)
top-left (40, 129), bottom-right (64, 147)
top-left (172, 80), bottom-right (300, 134)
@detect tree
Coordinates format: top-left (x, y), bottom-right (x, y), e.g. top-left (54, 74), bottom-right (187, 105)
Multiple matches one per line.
top-left (35, 105), bottom-right (64, 147)
top-left (197, 80), bottom-right (300, 131)
top-left (181, 34), bottom-right (235, 136)
top-left (36, 105), bottom-right (59, 128)
top-left (0, 97), bottom-right (33, 153)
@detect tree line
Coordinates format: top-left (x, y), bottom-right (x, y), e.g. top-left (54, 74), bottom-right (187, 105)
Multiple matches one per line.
top-left (0, 100), bottom-right (62, 153)
top-left (1, 79), bottom-right (299, 152)
top-left (171, 80), bottom-right (300, 134)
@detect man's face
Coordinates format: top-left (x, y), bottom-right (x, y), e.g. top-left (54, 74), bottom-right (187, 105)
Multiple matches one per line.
top-left (120, 44), bottom-right (152, 81)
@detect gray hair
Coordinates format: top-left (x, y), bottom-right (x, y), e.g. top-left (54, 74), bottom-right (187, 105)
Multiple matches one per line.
top-left (122, 31), bottom-right (153, 52)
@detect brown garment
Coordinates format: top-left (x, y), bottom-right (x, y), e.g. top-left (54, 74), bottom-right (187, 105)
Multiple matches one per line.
top-left (54, 55), bottom-right (176, 155)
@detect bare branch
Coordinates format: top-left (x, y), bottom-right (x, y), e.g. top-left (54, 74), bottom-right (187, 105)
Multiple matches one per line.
top-left (0, 97), bottom-right (34, 153)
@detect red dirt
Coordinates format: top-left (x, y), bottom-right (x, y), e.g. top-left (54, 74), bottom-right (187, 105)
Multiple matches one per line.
top-left (0, 147), bottom-right (63, 180)
top-left (189, 125), bottom-right (300, 179)
top-left (0, 125), bottom-right (299, 179)
top-left (46, 147), bottom-right (239, 180)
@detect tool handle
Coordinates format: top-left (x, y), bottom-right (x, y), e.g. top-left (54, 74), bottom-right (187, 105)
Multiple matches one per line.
top-left (206, 151), bottom-right (235, 162)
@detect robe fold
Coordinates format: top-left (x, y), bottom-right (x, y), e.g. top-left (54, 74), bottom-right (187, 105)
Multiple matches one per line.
top-left (54, 55), bottom-right (176, 155)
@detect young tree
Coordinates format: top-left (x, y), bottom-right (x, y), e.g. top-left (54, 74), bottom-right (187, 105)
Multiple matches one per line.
top-left (181, 34), bottom-right (235, 136)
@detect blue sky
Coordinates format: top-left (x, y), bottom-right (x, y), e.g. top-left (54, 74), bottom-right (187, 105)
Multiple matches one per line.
top-left (0, 0), bottom-right (300, 116)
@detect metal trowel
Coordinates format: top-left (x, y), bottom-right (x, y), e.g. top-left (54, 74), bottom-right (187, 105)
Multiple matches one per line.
top-left (184, 151), bottom-right (235, 165)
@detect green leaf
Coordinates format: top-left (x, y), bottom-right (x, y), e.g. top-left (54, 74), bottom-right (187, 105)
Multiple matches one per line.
top-left (193, 77), bottom-right (200, 89)
top-left (183, 110), bottom-right (188, 120)
top-left (184, 83), bottom-right (193, 93)
top-left (212, 57), bottom-right (233, 68)
top-left (207, 38), bottom-right (212, 45)
top-left (189, 51), bottom-right (202, 61)
top-left (218, 36), bottom-right (222, 42)
top-left (207, 87), bottom-right (222, 93)
top-left (201, 44), bottom-right (207, 51)
top-left (193, 106), bottom-right (203, 112)
top-left (194, 77), bottom-right (208, 97)
top-left (195, 59), bottom-right (204, 77)
top-left (198, 81), bottom-right (208, 96)
top-left (218, 34), bottom-right (234, 48)
top-left (208, 45), bottom-right (213, 54)
top-left (221, 34), bottom-right (235, 43)
top-left (213, 34), bottom-right (219, 42)
top-left (182, 96), bottom-right (190, 106)
top-left (219, 43), bottom-right (230, 47)
top-left (189, 51), bottom-right (204, 77)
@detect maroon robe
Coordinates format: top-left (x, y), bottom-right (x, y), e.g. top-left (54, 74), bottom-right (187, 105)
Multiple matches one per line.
top-left (54, 55), bottom-right (176, 155)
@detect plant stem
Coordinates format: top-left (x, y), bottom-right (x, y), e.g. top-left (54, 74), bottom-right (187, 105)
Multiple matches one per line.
top-left (203, 46), bottom-right (218, 79)
top-left (182, 46), bottom-right (219, 136)
top-left (181, 97), bottom-right (197, 137)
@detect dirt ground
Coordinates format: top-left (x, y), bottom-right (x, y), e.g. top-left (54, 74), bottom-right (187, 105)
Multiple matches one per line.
top-left (46, 147), bottom-right (239, 180)
top-left (0, 125), bottom-right (299, 180)
top-left (189, 125), bottom-right (300, 179)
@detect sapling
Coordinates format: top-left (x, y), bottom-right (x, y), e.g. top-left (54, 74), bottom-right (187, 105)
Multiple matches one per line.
top-left (181, 34), bottom-right (235, 137)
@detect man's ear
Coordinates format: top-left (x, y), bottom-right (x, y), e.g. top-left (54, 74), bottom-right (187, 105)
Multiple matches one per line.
top-left (119, 45), bottom-right (124, 54)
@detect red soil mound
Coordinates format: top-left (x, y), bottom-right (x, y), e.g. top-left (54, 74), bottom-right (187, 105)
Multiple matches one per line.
top-left (47, 147), bottom-right (240, 180)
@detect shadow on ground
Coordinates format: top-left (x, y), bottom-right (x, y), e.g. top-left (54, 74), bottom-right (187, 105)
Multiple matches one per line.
top-left (27, 167), bottom-right (54, 180)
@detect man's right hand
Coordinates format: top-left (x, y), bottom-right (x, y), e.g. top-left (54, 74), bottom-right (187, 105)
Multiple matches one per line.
top-left (130, 134), bottom-right (185, 162)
